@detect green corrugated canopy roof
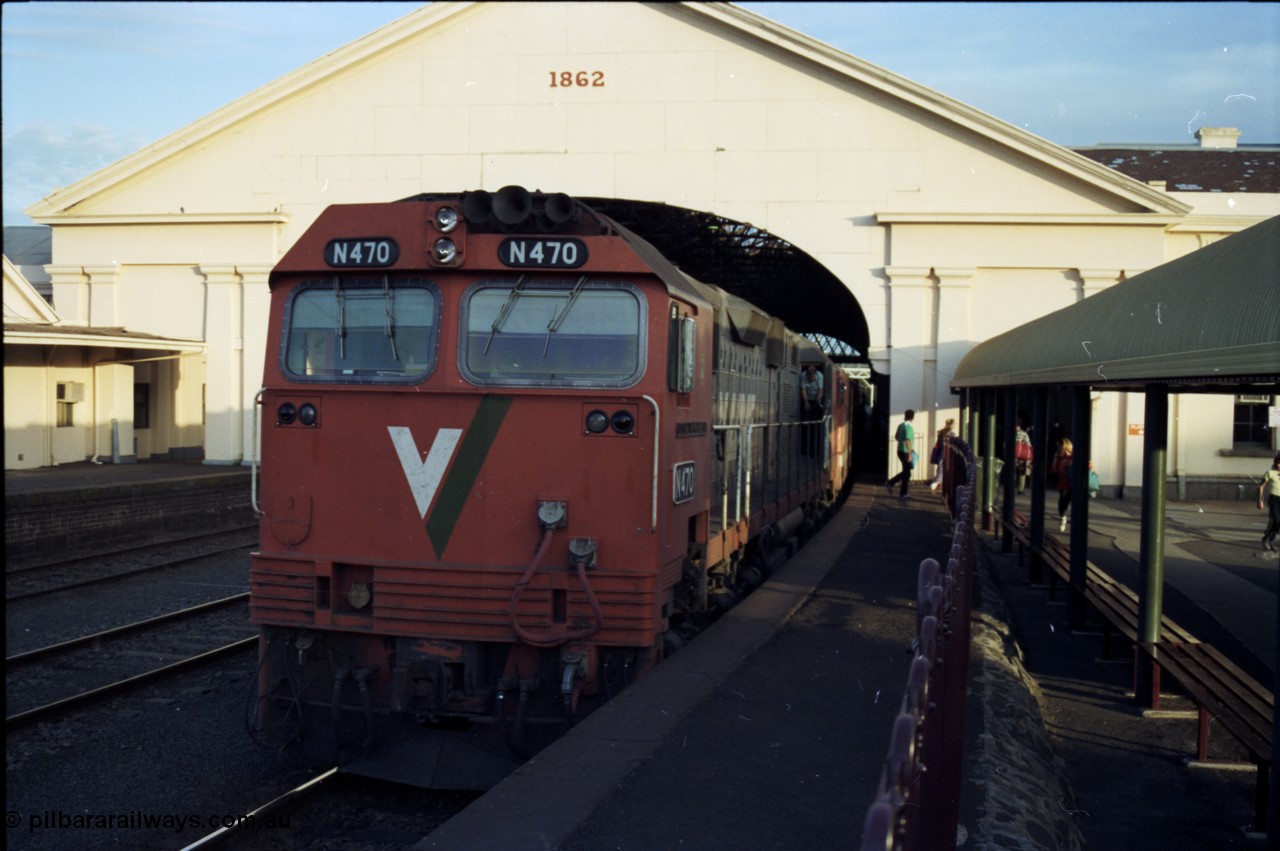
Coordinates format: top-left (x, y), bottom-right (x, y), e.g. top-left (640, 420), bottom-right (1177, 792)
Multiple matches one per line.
top-left (952, 215), bottom-right (1280, 392)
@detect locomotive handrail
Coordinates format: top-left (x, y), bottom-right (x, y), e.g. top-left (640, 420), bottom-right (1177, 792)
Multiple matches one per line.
top-left (250, 388), bottom-right (264, 518)
top-left (744, 417), bottom-right (827, 517)
top-left (643, 395), bottom-right (659, 532)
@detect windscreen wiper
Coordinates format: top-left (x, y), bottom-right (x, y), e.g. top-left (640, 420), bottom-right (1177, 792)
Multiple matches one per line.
top-left (333, 276), bottom-right (347, 360)
top-left (484, 274), bottom-right (528, 355)
top-left (543, 275), bottom-right (589, 356)
top-left (382, 275), bottom-right (399, 362)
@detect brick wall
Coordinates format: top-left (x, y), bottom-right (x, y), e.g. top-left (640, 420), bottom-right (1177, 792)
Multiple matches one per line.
top-left (5, 474), bottom-right (255, 566)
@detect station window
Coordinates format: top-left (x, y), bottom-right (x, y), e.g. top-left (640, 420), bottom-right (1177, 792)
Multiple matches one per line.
top-left (55, 382), bottom-right (86, 427)
top-left (56, 383), bottom-right (76, 427)
top-left (134, 383), bottom-right (151, 430)
top-left (282, 278), bottom-right (440, 383)
top-left (1233, 394), bottom-right (1275, 449)
top-left (460, 279), bottom-right (645, 388)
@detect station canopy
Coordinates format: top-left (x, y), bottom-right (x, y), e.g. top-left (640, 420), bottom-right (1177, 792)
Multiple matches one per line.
top-left (952, 215), bottom-right (1280, 394)
top-left (581, 197), bottom-right (869, 362)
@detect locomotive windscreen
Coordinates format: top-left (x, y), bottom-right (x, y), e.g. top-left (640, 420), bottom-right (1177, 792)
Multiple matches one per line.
top-left (282, 278), bottom-right (440, 382)
top-left (460, 280), bottom-right (645, 387)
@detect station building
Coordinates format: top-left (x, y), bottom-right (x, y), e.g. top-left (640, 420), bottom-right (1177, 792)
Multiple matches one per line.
top-left (5, 2), bottom-right (1277, 495)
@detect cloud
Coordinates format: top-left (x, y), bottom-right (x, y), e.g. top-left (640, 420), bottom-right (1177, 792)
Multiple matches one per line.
top-left (2, 122), bottom-right (149, 219)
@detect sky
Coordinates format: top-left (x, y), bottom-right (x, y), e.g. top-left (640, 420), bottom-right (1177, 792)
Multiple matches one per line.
top-left (3, 1), bottom-right (1278, 227)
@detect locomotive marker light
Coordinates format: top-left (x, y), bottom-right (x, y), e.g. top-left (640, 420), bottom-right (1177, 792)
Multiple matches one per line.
top-left (433, 205), bottom-right (459, 233)
top-left (277, 402), bottom-right (297, 425)
top-left (433, 237), bottom-right (459, 264)
top-left (585, 409), bottom-right (610, 434)
top-left (298, 403), bottom-right (319, 427)
top-left (610, 410), bottom-right (635, 434)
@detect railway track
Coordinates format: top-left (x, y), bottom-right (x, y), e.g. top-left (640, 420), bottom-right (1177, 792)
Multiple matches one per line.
top-left (6, 594), bottom-right (256, 729)
top-left (179, 769), bottom-right (478, 850)
top-left (5, 525), bottom-right (258, 602)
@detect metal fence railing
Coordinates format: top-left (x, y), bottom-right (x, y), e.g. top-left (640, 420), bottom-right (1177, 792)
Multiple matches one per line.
top-left (859, 436), bottom-right (977, 851)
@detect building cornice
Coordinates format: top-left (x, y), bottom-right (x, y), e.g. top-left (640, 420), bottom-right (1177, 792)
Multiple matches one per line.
top-left (2, 328), bottom-right (206, 351)
top-left (27, 212), bottom-right (289, 227)
top-left (875, 213), bottom-right (1185, 226)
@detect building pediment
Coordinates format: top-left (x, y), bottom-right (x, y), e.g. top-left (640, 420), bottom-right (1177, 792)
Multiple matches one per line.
top-left (25, 1), bottom-right (1188, 223)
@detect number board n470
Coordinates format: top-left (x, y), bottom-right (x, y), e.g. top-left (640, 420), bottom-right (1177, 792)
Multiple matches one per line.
top-left (325, 238), bottom-right (399, 267)
top-left (498, 238), bottom-right (587, 269)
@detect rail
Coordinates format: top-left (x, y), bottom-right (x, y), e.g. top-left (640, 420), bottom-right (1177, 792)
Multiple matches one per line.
top-left (860, 436), bottom-right (977, 851)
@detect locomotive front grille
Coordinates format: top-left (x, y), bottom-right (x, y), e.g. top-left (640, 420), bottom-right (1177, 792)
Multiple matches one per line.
top-left (251, 555), bottom-right (661, 644)
top-left (250, 557), bottom-right (316, 624)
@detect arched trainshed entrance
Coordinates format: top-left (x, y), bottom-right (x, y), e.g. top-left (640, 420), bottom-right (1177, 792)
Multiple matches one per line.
top-left (580, 198), bottom-right (884, 476)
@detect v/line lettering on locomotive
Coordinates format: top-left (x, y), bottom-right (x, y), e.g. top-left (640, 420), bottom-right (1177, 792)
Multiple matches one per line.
top-left (248, 186), bottom-right (859, 789)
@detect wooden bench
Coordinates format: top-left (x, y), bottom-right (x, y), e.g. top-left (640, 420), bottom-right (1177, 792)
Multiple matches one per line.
top-left (1140, 640), bottom-right (1274, 831)
top-left (995, 509), bottom-right (1273, 831)
top-left (997, 510), bottom-right (1196, 653)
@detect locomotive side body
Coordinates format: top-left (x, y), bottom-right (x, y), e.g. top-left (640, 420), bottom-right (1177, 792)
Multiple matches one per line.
top-left (249, 189), bottom-right (852, 770)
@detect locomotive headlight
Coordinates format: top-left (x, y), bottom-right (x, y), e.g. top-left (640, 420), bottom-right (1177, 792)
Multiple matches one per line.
top-left (298, 403), bottom-right (319, 427)
top-left (611, 410), bottom-right (635, 434)
top-left (433, 237), bottom-right (458, 263)
top-left (585, 409), bottom-right (609, 434)
top-left (434, 206), bottom-right (459, 233)
top-left (277, 402), bottom-right (297, 425)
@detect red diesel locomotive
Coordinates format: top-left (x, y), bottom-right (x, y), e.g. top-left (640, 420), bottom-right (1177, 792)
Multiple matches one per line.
top-left (249, 187), bottom-right (855, 777)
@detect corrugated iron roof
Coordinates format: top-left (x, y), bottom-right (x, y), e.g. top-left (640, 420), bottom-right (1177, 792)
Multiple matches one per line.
top-left (952, 215), bottom-right (1280, 392)
top-left (1072, 146), bottom-right (1279, 193)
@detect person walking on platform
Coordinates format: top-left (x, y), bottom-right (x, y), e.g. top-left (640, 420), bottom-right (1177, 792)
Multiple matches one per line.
top-left (1051, 438), bottom-right (1074, 532)
top-left (886, 409), bottom-right (915, 499)
top-left (929, 418), bottom-right (954, 494)
top-left (1014, 420), bottom-right (1033, 494)
top-left (1258, 452), bottom-right (1280, 552)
